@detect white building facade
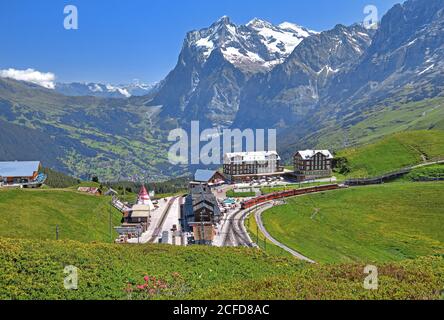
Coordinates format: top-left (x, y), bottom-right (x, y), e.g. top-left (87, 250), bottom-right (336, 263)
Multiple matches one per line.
top-left (223, 151), bottom-right (284, 181)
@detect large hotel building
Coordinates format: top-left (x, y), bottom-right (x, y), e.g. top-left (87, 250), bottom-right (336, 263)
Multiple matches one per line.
top-left (223, 151), bottom-right (284, 181)
top-left (293, 150), bottom-right (333, 181)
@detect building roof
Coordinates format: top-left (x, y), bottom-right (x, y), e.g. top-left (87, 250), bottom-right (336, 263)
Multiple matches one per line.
top-left (194, 170), bottom-right (218, 183)
top-left (77, 187), bottom-right (101, 194)
top-left (137, 185), bottom-right (155, 210)
top-left (130, 204), bottom-right (151, 218)
top-left (224, 151), bottom-right (280, 163)
top-left (0, 161), bottom-right (41, 178)
top-left (296, 150), bottom-right (333, 160)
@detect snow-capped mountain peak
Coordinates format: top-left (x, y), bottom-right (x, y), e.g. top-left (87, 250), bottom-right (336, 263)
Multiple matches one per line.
top-left (247, 19), bottom-right (318, 58)
top-left (278, 22), bottom-right (318, 36)
top-left (105, 84), bottom-right (131, 98)
top-left (54, 81), bottom-right (157, 98)
top-left (188, 16), bottom-right (317, 73)
top-left (215, 15), bottom-right (231, 25)
top-left (246, 18), bottom-right (274, 29)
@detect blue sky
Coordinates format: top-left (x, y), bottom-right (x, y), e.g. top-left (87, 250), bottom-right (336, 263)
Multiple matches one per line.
top-left (0, 0), bottom-right (401, 84)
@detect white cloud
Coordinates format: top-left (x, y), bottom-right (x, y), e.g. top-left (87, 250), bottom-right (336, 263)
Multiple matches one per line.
top-left (0, 68), bottom-right (56, 89)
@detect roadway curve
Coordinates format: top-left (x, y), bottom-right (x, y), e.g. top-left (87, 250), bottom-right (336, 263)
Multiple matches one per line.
top-left (254, 203), bottom-right (315, 264)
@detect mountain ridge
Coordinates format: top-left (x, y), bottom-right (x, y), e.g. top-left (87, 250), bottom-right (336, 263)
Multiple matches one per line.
top-left (146, 16), bottom-right (318, 129)
top-left (1, 0), bottom-right (443, 181)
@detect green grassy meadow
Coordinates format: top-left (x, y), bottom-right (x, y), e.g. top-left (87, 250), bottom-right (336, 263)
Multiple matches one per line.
top-left (400, 164), bottom-right (444, 181)
top-left (313, 97), bottom-right (444, 150)
top-left (244, 213), bottom-right (291, 257)
top-left (1, 237), bottom-right (443, 300)
top-left (336, 130), bottom-right (444, 178)
top-left (0, 189), bottom-right (122, 243)
top-left (261, 182), bottom-right (444, 264)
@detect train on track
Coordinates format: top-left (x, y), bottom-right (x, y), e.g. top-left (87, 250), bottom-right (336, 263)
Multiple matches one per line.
top-left (241, 184), bottom-right (341, 209)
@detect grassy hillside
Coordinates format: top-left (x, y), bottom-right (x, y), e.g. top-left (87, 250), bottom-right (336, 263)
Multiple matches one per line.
top-left (335, 130), bottom-right (444, 178)
top-left (42, 167), bottom-right (80, 188)
top-left (400, 164), bottom-right (444, 181)
top-left (0, 77), bottom-right (177, 181)
top-left (0, 189), bottom-right (122, 243)
top-left (0, 237), bottom-right (443, 300)
top-left (245, 214), bottom-right (291, 257)
top-left (311, 97), bottom-right (444, 150)
top-left (261, 182), bottom-right (444, 264)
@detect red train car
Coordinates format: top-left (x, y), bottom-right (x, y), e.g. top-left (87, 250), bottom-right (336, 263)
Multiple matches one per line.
top-left (241, 184), bottom-right (340, 209)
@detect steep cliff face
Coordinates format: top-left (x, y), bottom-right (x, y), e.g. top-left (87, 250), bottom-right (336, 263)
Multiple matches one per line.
top-left (325, 0), bottom-right (444, 114)
top-left (147, 16), bottom-right (316, 129)
top-left (234, 24), bottom-right (373, 130)
top-left (236, 0), bottom-right (444, 154)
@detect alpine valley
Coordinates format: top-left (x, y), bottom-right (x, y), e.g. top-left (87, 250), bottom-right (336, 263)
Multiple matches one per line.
top-left (1, 0), bottom-right (444, 181)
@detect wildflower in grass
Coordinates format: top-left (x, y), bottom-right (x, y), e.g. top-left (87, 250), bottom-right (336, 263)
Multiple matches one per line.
top-left (124, 283), bottom-right (133, 293)
top-left (125, 273), bottom-right (190, 300)
top-left (124, 283), bottom-right (134, 300)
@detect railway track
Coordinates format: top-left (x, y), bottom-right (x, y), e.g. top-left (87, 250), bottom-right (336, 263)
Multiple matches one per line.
top-left (148, 196), bottom-right (178, 243)
top-left (234, 210), bottom-right (253, 246)
top-left (222, 213), bottom-right (236, 247)
top-left (222, 207), bottom-right (258, 247)
top-left (222, 185), bottom-right (346, 248)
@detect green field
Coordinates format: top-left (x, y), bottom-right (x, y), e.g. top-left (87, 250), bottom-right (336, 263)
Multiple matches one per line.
top-left (0, 189), bottom-right (122, 243)
top-left (400, 164), bottom-right (444, 181)
top-left (261, 182), bottom-right (444, 264)
top-left (0, 237), bottom-right (443, 300)
top-left (312, 97), bottom-right (444, 150)
top-left (244, 213), bottom-right (291, 257)
top-left (335, 130), bottom-right (444, 178)
top-left (226, 190), bottom-right (256, 198)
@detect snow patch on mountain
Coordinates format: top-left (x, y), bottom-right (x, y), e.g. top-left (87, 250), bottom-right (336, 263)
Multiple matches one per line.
top-left (55, 81), bottom-right (157, 98)
top-left (105, 84), bottom-right (131, 98)
top-left (89, 84), bottom-right (103, 92)
top-left (248, 18), bottom-right (317, 57)
top-left (190, 16), bottom-right (318, 73)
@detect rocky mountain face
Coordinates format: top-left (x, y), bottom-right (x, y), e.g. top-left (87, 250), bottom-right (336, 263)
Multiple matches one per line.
top-left (234, 23), bottom-right (374, 131)
top-left (146, 16), bottom-right (317, 129)
top-left (325, 0), bottom-right (444, 114)
top-left (1, 0), bottom-right (443, 180)
top-left (295, 0), bottom-right (444, 151)
top-left (55, 81), bottom-right (158, 98)
top-left (234, 0), bottom-right (444, 153)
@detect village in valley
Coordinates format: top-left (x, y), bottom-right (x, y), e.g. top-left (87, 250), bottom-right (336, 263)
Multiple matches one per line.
top-left (0, 148), bottom-right (339, 250)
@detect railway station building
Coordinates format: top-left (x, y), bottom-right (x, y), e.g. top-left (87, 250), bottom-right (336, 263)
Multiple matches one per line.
top-left (180, 182), bottom-right (221, 245)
